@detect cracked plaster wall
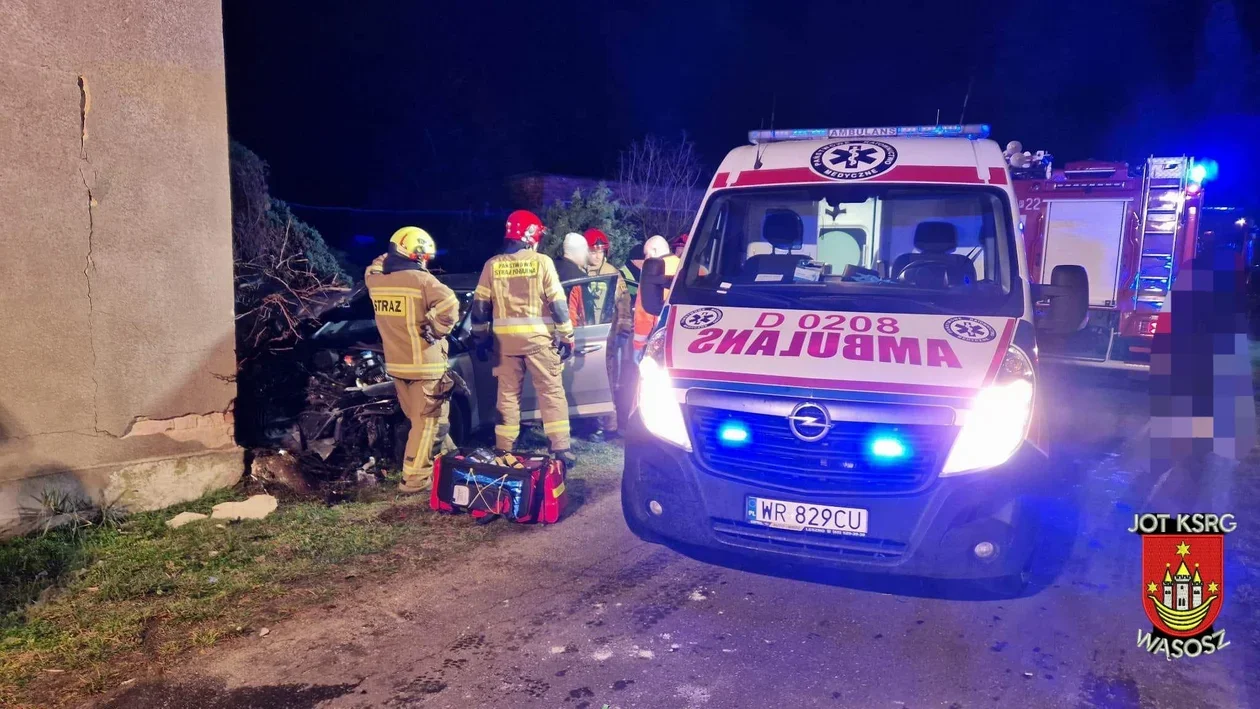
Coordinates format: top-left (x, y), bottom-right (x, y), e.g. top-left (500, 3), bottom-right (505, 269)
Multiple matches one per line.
top-left (0, 0), bottom-right (241, 534)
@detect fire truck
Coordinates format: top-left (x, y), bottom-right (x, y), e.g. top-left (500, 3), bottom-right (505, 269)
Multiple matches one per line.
top-left (1010, 147), bottom-right (1206, 369)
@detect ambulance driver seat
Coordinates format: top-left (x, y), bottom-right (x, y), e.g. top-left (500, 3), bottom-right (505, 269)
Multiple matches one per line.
top-left (891, 221), bottom-right (976, 289)
top-left (736, 209), bottom-right (810, 284)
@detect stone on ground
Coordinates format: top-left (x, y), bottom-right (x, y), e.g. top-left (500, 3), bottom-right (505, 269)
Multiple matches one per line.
top-left (165, 512), bottom-right (208, 529)
top-left (210, 495), bottom-right (278, 521)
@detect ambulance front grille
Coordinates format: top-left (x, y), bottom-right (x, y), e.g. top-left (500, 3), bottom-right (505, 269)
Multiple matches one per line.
top-left (689, 406), bottom-right (954, 495)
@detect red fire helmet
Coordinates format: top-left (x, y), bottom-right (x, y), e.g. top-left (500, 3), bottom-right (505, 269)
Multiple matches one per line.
top-left (583, 228), bottom-right (610, 251)
top-left (505, 210), bottom-right (545, 245)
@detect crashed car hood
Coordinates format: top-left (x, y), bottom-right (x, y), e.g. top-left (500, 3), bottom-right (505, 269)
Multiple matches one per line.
top-left (663, 304), bottom-right (1016, 400)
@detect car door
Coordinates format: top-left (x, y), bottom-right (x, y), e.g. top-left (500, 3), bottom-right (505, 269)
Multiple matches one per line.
top-left (553, 274), bottom-right (618, 419)
top-left (463, 274), bottom-right (619, 428)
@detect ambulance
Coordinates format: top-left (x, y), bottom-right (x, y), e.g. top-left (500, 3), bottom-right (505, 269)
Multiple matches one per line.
top-left (622, 124), bottom-right (1089, 587)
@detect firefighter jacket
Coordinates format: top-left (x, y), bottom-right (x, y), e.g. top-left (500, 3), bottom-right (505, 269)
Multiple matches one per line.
top-left (470, 246), bottom-right (574, 356)
top-left (632, 254), bottom-right (680, 351)
top-left (586, 260), bottom-right (633, 337)
top-left (365, 254), bottom-right (461, 380)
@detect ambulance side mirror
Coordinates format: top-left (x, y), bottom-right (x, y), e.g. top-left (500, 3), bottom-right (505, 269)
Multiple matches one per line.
top-left (1034, 265), bottom-right (1089, 334)
top-left (640, 257), bottom-right (668, 317)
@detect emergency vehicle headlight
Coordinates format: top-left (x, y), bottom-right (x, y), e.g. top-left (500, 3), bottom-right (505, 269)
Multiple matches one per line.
top-left (638, 331), bottom-right (692, 452)
top-left (941, 346), bottom-right (1035, 476)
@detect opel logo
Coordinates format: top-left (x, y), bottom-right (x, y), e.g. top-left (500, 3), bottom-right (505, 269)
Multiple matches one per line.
top-left (787, 402), bottom-right (832, 443)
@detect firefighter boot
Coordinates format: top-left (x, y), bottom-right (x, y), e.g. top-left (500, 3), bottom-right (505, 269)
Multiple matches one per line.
top-left (552, 448), bottom-right (578, 469)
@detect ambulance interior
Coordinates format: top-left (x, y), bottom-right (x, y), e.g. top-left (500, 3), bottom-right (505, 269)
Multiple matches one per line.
top-left (683, 186), bottom-right (1015, 306)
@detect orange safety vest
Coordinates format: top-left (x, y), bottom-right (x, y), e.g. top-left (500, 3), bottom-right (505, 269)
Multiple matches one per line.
top-left (632, 255), bottom-right (680, 351)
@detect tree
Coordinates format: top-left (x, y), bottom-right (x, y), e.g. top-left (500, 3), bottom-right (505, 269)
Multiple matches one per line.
top-left (229, 141), bottom-right (351, 445)
top-left (541, 184), bottom-right (637, 267)
top-left (617, 133), bottom-right (705, 241)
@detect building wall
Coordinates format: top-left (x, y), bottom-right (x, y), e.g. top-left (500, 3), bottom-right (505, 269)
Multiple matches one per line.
top-left (0, 0), bottom-right (241, 537)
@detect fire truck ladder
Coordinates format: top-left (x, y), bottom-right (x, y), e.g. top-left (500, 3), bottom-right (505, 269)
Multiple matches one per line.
top-left (1134, 156), bottom-right (1188, 307)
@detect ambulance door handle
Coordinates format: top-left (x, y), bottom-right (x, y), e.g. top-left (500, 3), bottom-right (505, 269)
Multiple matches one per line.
top-left (576, 343), bottom-right (603, 356)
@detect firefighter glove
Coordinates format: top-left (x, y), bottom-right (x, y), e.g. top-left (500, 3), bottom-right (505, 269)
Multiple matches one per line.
top-left (554, 334), bottom-right (574, 363)
top-left (421, 323), bottom-right (438, 345)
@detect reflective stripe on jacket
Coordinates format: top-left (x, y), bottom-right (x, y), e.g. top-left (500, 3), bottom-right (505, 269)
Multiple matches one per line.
top-left (471, 249), bottom-right (573, 356)
top-left (365, 256), bottom-right (460, 380)
top-left (632, 254), bottom-right (680, 351)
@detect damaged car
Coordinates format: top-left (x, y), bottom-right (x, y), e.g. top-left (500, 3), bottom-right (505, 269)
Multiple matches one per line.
top-left (276, 272), bottom-right (624, 471)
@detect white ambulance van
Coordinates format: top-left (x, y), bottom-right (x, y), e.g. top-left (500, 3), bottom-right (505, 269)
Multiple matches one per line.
top-left (623, 124), bottom-right (1088, 586)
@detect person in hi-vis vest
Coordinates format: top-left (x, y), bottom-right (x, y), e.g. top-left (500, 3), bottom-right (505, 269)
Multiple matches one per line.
top-left (365, 227), bottom-right (461, 493)
top-left (470, 210), bottom-right (578, 468)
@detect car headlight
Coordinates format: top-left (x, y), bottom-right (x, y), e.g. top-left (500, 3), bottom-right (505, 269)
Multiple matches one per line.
top-left (637, 329), bottom-right (692, 451)
top-left (941, 345), bottom-right (1035, 475)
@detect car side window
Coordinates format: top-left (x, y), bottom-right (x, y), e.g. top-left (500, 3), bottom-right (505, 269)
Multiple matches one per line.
top-left (561, 275), bottom-right (620, 327)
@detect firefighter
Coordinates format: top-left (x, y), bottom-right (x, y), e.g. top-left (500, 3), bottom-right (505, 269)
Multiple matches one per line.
top-left (671, 232), bottom-right (689, 257)
top-left (632, 235), bottom-right (680, 352)
top-left (471, 210), bottom-right (577, 468)
top-left (366, 226), bottom-right (461, 493)
top-left (583, 229), bottom-right (634, 436)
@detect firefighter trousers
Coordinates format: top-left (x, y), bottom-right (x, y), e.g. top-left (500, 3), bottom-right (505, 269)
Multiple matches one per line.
top-left (394, 376), bottom-right (452, 485)
top-left (494, 347), bottom-right (571, 451)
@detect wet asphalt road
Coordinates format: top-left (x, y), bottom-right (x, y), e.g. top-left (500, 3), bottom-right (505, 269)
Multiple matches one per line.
top-left (96, 368), bottom-right (1257, 709)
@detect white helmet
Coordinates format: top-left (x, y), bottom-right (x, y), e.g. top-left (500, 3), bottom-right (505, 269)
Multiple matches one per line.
top-left (644, 235), bottom-right (670, 259)
top-left (562, 232), bottom-right (589, 263)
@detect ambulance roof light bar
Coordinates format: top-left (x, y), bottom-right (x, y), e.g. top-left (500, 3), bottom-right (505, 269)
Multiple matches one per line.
top-left (748, 123), bottom-right (991, 145)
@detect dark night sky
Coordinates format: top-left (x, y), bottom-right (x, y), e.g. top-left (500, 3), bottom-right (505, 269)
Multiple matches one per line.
top-left (222, 0), bottom-right (1260, 228)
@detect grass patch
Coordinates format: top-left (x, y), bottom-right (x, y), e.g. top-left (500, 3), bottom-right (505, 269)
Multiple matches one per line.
top-left (0, 438), bottom-right (625, 707)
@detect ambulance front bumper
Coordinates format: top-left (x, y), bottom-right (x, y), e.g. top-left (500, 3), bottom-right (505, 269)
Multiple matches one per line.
top-left (621, 414), bottom-right (1049, 581)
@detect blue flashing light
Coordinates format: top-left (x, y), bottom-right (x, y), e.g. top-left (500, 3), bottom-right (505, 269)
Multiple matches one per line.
top-left (1189, 164), bottom-right (1208, 184)
top-left (717, 420), bottom-right (751, 446)
top-left (748, 123), bottom-right (991, 144)
top-left (869, 435), bottom-right (908, 460)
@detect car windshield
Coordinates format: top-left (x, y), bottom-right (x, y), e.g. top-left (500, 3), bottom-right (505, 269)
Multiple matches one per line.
top-left (677, 184), bottom-right (1022, 316)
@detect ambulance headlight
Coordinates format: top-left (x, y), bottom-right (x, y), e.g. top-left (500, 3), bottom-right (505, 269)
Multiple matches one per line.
top-left (638, 329), bottom-right (692, 452)
top-left (941, 346), bottom-right (1035, 475)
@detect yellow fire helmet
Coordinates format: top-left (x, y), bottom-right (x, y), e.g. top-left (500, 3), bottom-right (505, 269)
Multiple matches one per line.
top-left (389, 226), bottom-right (437, 262)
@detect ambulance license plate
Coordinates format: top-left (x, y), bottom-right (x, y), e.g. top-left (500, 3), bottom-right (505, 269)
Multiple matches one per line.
top-left (745, 497), bottom-right (868, 536)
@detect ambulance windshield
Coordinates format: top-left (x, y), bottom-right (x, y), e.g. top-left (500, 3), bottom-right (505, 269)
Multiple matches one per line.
top-left (678, 185), bottom-right (1021, 316)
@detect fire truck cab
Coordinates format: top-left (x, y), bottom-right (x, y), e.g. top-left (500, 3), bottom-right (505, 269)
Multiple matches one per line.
top-left (1011, 148), bottom-right (1206, 369)
top-left (623, 124), bottom-right (1090, 586)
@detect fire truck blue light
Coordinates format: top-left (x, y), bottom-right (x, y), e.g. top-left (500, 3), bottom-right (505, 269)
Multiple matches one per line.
top-left (870, 436), bottom-right (908, 459)
top-left (717, 420), bottom-right (751, 445)
top-left (1189, 164), bottom-right (1208, 183)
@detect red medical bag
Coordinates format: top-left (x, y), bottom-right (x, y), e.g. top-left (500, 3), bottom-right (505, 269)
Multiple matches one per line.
top-left (430, 450), bottom-right (567, 524)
